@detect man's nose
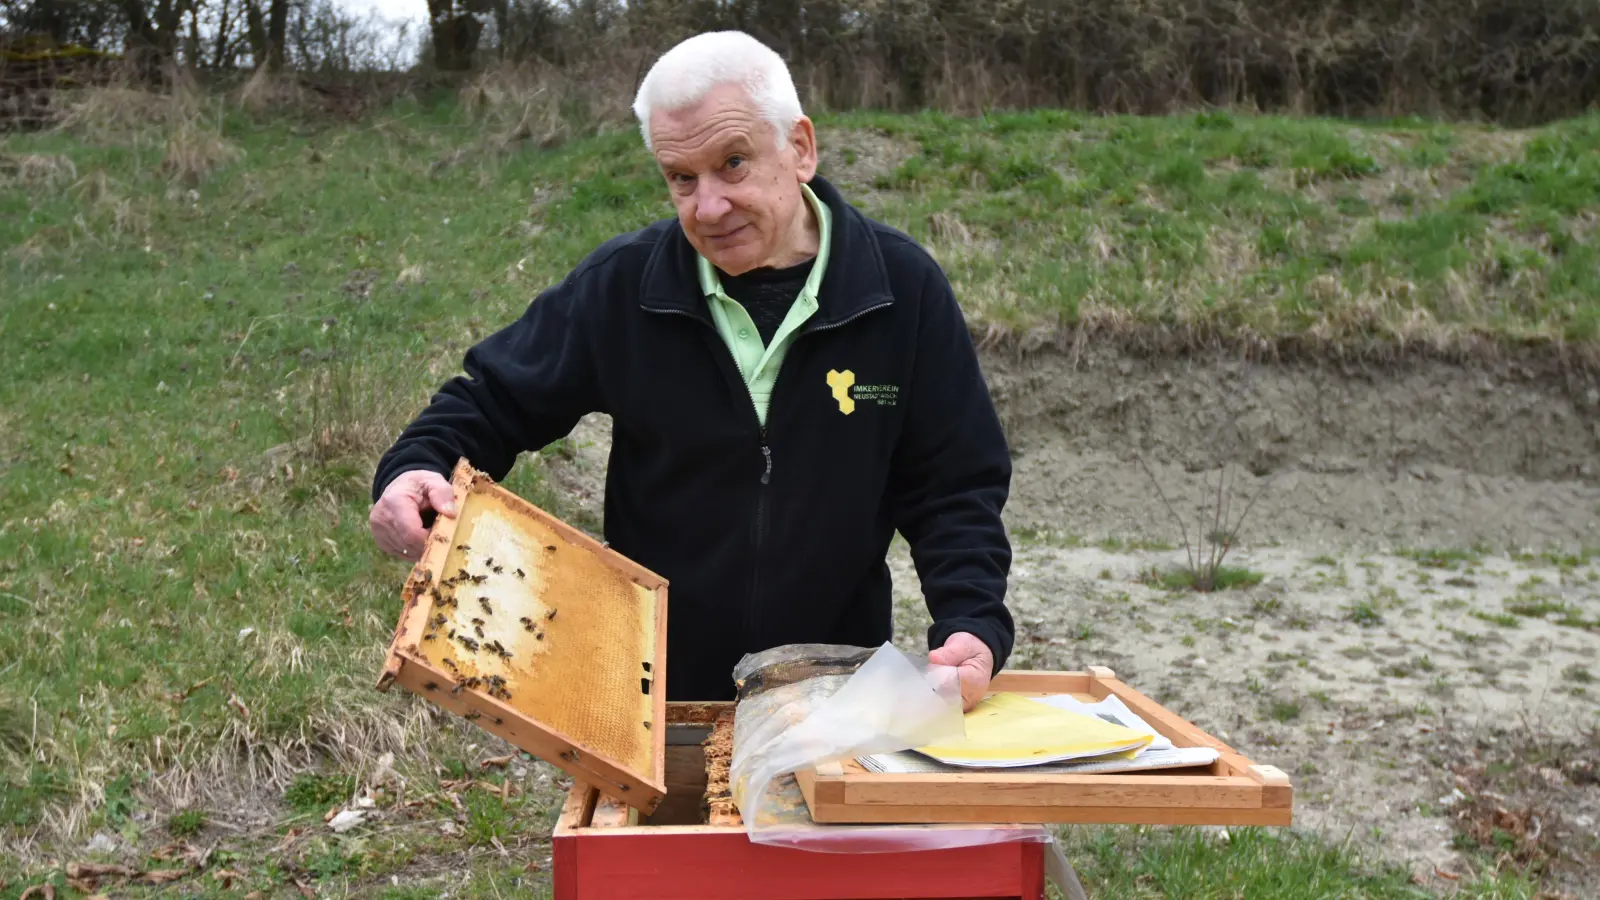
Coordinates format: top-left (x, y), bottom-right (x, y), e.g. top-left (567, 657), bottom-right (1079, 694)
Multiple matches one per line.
top-left (694, 180), bottom-right (731, 223)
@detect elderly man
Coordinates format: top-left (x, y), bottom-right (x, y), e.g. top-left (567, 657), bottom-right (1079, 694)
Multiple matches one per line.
top-left (368, 31), bottom-right (1014, 709)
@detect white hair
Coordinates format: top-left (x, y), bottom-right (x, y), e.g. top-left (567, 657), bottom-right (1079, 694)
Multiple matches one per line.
top-left (632, 31), bottom-right (803, 153)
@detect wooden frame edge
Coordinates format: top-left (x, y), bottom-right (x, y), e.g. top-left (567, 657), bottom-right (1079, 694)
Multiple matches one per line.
top-left (376, 461), bottom-right (472, 691)
top-left (795, 668), bottom-right (1295, 827)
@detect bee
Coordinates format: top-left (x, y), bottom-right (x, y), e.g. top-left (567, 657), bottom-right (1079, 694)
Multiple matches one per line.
top-left (485, 557), bottom-right (494, 568)
top-left (470, 574), bottom-right (487, 585)
top-left (545, 608), bottom-right (557, 621)
top-left (643, 721), bottom-right (651, 730)
top-left (492, 566), bottom-right (503, 575)
top-left (452, 683), bottom-right (467, 695)
top-left (422, 633), bottom-right (437, 642)
top-left (457, 635), bottom-right (479, 652)
top-left (491, 717), bottom-right (503, 726)
top-left (448, 628), bottom-right (456, 639)
top-left (418, 569), bottom-right (433, 585)
top-left (465, 711), bottom-right (481, 721)
top-left (456, 568), bottom-right (471, 581)
top-left (479, 597), bottom-right (493, 615)
top-left (470, 617), bottom-right (485, 627)
top-left (514, 568), bottom-right (525, 579)
top-left (474, 625), bottom-right (484, 638)
top-left (535, 632), bottom-right (544, 641)
top-left (423, 681), bottom-right (438, 691)
top-left (431, 614), bottom-right (447, 628)
top-left (544, 545), bottom-right (556, 552)
top-left (456, 543), bottom-right (471, 551)
top-left (442, 658), bottom-right (459, 672)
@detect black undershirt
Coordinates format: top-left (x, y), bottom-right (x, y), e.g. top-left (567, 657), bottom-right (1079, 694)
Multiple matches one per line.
top-left (719, 257), bottom-right (815, 346)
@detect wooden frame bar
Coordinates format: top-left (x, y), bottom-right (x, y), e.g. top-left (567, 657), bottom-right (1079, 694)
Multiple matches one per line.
top-left (794, 667), bottom-right (1292, 827)
top-left (376, 458), bottom-right (670, 813)
top-left (552, 702), bottom-right (1048, 900)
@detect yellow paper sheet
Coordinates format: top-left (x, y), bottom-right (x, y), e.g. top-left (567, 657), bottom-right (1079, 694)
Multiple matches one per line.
top-left (914, 692), bottom-right (1154, 765)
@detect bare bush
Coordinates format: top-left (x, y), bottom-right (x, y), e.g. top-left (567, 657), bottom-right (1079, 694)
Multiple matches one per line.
top-left (500, 0), bottom-right (1600, 125)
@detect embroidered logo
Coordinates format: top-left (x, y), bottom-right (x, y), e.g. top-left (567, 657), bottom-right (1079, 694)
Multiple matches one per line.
top-left (826, 369), bottom-right (856, 414)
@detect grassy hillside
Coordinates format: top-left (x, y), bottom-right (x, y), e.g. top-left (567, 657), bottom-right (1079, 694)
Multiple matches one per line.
top-left (1, 82), bottom-right (1590, 896)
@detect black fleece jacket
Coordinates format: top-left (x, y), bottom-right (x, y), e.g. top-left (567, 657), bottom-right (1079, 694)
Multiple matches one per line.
top-left (371, 175), bottom-right (1015, 701)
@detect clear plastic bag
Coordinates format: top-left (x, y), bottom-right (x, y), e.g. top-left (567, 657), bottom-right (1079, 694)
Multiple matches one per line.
top-left (727, 642), bottom-right (1085, 898)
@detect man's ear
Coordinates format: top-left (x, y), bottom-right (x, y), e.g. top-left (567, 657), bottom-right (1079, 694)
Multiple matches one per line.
top-left (790, 116), bottom-right (818, 181)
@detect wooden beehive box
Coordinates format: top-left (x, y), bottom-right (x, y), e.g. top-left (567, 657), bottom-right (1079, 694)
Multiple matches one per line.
top-left (552, 703), bottom-right (1052, 900)
top-left (794, 667), bottom-right (1292, 827)
top-left (377, 459), bottom-right (669, 813)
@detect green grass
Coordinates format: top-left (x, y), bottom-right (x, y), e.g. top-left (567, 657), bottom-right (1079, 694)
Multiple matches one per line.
top-left (839, 108), bottom-right (1600, 345)
top-left (1472, 610), bottom-right (1523, 629)
top-left (1399, 546), bottom-right (1488, 570)
top-left (2, 84), bottom-right (1594, 894)
top-left (1158, 565), bottom-right (1265, 592)
top-left (1062, 825), bottom-right (1542, 899)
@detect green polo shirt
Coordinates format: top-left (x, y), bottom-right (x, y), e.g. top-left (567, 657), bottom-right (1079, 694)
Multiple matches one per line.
top-left (696, 183), bottom-right (832, 429)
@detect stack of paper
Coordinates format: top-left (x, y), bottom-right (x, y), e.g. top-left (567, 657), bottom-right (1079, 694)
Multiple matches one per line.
top-left (858, 692), bottom-right (1220, 775)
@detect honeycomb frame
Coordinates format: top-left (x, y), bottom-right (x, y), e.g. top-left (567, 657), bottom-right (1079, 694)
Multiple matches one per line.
top-left (377, 458), bottom-right (669, 812)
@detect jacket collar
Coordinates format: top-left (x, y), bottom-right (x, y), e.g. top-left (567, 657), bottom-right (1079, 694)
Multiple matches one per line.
top-left (639, 174), bottom-right (896, 328)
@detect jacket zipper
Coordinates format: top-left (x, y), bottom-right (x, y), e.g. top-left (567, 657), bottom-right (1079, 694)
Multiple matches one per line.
top-left (641, 300), bottom-right (892, 651)
top-left (740, 300), bottom-right (891, 646)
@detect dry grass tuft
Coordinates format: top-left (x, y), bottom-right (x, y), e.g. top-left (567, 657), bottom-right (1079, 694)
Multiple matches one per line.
top-left (69, 170), bottom-right (149, 237)
top-left (160, 118), bottom-right (242, 184)
top-left (235, 66), bottom-right (310, 115)
top-left (52, 67), bottom-right (203, 139)
top-left (459, 61), bottom-right (634, 152)
top-left (0, 153), bottom-right (78, 189)
top-left (278, 353), bottom-right (420, 477)
top-left (459, 63), bottom-right (572, 151)
top-left (7, 230), bottom-right (57, 267)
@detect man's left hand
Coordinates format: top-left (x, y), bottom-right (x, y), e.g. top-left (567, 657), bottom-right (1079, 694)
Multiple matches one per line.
top-left (927, 632), bottom-right (993, 712)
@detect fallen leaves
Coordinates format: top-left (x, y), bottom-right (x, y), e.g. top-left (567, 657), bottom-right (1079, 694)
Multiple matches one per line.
top-left (480, 754), bottom-right (515, 770)
top-left (62, 862), bottom-right (192, 892)
top-left (163, 677), bottom-right (213, 704)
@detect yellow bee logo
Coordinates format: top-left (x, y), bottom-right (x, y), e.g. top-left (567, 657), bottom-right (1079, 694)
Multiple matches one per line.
top-left (826, 369), bottom-right (855, 415)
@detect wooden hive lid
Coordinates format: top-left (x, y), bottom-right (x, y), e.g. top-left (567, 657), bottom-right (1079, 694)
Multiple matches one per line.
top-left (377, 458), bottom-right (669, 812)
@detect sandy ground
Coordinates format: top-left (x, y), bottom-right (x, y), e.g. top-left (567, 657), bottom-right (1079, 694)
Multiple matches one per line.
top-left (535, 348), bottom-right (1600, 893)
top-left (888, 541), bottom-right (1599, 888)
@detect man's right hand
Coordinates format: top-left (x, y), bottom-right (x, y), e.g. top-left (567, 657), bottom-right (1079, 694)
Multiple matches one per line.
top-left (370, 470), bottom-right (457, 561)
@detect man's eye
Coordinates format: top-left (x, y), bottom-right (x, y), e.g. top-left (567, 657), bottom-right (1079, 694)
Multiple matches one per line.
top-left (726, 156), bottom-right (744, 170)
top-left (670, 173), bottom-right (695, 186)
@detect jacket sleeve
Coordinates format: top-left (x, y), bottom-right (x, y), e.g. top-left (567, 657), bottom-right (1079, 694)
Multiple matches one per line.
top-left (888, 256), bottom-right (1016, 675)
top-left (370, 271), bottom-right (603, 503)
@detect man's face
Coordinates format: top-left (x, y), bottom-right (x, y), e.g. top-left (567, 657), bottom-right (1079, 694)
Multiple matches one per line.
top-left (649, 83), bottom-right (818, 275)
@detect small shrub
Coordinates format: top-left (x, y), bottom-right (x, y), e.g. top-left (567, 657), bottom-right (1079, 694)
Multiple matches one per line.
top-left (169, 808), bottom-right (207, 837)
top-left (1269, 701), bottom-right (1302, 722)
top-left (285, 772), bottom-right (355, 815)
top-left (1346, 599), bottom-right (1384, 627)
